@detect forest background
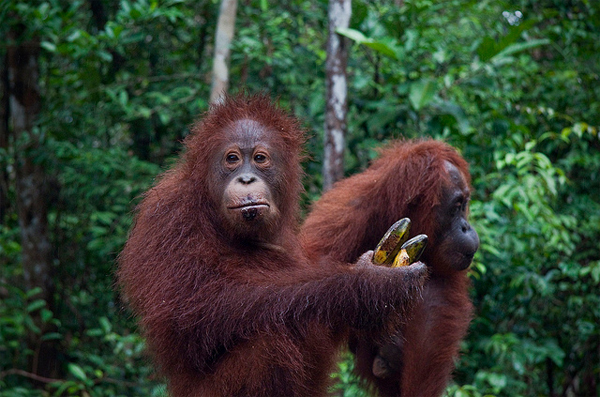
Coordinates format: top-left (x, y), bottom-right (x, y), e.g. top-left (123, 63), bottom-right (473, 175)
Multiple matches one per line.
top-left (0, 0), bottom-right (599, 396)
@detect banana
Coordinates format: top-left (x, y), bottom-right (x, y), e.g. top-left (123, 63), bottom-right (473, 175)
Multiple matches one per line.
top-left (391, 234), bottom-right (428, 268)
top-left (373, 218), bottom-right (411, 265)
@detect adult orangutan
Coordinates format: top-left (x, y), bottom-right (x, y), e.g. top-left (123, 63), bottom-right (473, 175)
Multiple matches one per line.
top-left (117, 95), bottom-right (428, 397)
top-left (301, 139), bottom-right (479, 396)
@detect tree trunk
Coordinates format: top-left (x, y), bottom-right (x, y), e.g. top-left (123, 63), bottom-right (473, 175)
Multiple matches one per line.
top-left (210, 0), bottom-right (238, 104)
top-left (88, 0), bottom-right (107, 31)
top-left (197, 2), bottom-right (216, 70)
top-left (0, 51), bottom-right (9, 224)
top-left (323, 0), bottom-right (351, 191)
top-left (8, 24), bottom-right (57, 378)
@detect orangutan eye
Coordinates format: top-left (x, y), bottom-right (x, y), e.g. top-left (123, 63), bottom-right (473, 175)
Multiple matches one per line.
top-left (450, 202), bottom-right (462, 216)
top-left (254, 154), bottom-right (267, 163)
top-left (226, 153), bottom-right (240, 164)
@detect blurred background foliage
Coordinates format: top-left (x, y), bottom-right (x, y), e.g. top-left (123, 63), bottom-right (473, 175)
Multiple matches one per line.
top-left (0, 0), bottom-right (598, 396)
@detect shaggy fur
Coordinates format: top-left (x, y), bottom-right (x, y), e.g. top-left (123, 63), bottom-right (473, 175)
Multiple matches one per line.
top-left (301, 139), bottom-right (476, 396)
top-left (117, 96), bottom-right (427, 397)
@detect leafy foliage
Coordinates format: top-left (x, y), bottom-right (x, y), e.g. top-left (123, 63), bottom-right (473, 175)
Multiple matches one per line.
top-left (0, 0), bottom-right (598, 395)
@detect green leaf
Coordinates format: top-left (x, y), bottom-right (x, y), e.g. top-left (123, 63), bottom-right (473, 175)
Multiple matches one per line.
top-left (41, 41), bottom-right (57, 52)
top-left (335, 27), bottom-right (369, 43)
top-left (492, 39), bottom-right (551, 62)
top-left (41, 332), bottom-right (62, 341)
top-left (86, 326), bottom-right (103, 337)
top-left (26, 287), bottom-right (43, 298)
top-left (53, 380), bottom-right (78, 396)
top-left (487, 373), bottom-right (507, 389)
top-left (27, 299), bottom-right (46, 313)
top-left (119, 90), bottom-right (129, 106)
top-left (545, 340), bottom-right (565, 366)
top-left (24, 316), bottom-right (41, 334)
top-left (68, 363), bottom-right (87, 381)
top-left (409, 79), bottom-right (438, 111)
top-left (336, 28), bottom-right (398, 59)
top-left (138, 106), bottom-right (152, 119)
top-left (158, 111), bottom-right (172, 125)
top-left (477, 19), bottom-right (536, 61)
top-left (590, 261), bottom-right (600, 284)
top-left (40, 308), bottom-right (53, 322)
top-left (121, 0), bottom-right (131, 15)
top-left (432, 100), bottom-right (470, 134)
top-left (98, 50), bottom-right (113, 62)
top-left (476, 37), bottom-right (495, 61)
top-left (66, 30), bottom-right (82, 42)
top-left (99, 316), bottom-right (112, 333)
top-left (362, 41), bottom-right (397, 59)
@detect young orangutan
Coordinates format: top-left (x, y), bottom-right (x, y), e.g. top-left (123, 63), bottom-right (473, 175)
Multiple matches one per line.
top-left (118, 96), bottom-right (428, 396)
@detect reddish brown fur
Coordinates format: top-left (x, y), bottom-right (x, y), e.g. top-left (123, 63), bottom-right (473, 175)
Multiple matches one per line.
top-left (301, 139), bottom-right (475, 396)
top-left (117, 96), bottom-right (427, 396)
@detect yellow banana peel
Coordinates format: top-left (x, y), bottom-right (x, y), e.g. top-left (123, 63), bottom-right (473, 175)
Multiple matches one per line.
top-left (372, 218), bottom-right (411, 265)
top-left (391, 234), bottom-right (428, 268)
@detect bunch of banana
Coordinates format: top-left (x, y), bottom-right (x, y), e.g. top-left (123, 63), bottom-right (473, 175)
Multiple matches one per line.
top-left (373, 218), bottom-right (428, 268)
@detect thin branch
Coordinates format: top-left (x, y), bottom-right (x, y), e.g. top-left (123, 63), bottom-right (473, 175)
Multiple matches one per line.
top-left (0, 368), bottom-right (142, 389)
top-left (0, 368), bottom-right (63, 383)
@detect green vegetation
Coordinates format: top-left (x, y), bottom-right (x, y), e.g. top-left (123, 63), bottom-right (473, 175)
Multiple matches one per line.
top-left (1, 0), bottom-right (598, 396)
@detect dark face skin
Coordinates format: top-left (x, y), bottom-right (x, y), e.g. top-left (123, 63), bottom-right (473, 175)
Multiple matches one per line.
top-left (211, 119), bottom-right (283, 240)
top-left (430, 161), bottom-right (479, 272)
